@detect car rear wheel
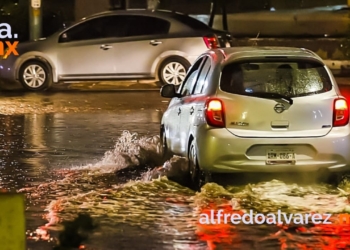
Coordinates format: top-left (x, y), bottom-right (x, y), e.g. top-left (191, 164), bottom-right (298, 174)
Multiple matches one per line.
top-left (189, 140), bottom-right (211, 191)
top-left (160, 130), bottom-right (172, 162)
top-left (325, 172), bottom-right (347, 186)
top-left (19, 61), bottom-right (52, 91)
top-left (158, 57), bottom-right (190, 86)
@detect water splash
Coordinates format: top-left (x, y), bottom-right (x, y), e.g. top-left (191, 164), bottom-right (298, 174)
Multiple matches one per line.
top-left (71, 131), bottom-right (162, 174)
top-left (19, 131), bottom-right (350, 249)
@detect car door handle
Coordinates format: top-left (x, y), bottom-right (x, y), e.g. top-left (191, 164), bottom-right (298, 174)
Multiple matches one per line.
top-left (190, 107), bottom-right (194, 115)
top-left (150, 40), bottom-right (162, 46)
top-left (178, 108), bottom-right (181, 115)
top-left (100, 44), bottom-right (113, 50)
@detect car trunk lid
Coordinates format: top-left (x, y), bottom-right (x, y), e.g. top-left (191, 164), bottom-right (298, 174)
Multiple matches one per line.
top-left (218, 59), bottom-right (336, 138)
top-left (221, 93), bottom-right (336, 138)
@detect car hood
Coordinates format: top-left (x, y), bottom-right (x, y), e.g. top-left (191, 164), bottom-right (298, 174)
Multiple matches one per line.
top-left (16, 37), bottom-right (50, 52)
top-left (21, 37), bottom-right (47, 45)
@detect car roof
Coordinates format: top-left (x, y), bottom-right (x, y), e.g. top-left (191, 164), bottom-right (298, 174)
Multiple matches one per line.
top-left (73, 9), bottom-right (211, 33)
top-left (83, 9), bottom-right (189, 20)
top-left (213, 46), bottom-right (324, 65)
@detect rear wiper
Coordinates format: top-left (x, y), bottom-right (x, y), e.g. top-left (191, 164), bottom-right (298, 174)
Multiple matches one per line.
top-left (244, 92), bottom-right (294, 105)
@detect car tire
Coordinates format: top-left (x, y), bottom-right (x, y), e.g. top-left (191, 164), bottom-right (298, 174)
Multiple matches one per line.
top-left (19, 61), bottom-right (53, 91)
top-left (158, 57), bottom-right (191, 86)
top-left (160, 129), bottom-right (172, 162)
top-left (188, 140), bottom-right (211, 191)
top-left (328, 172), bottom-right (347, 186)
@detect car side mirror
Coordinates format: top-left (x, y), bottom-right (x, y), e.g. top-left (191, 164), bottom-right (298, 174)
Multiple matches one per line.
top-left (59, 33), bottom-right (69, 43)
top-left (160, 84), bottom-right (181, 98)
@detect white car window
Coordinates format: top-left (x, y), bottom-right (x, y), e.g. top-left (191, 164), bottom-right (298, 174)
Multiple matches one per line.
top-left (181, 70), bottom-right (198, 96)
top-left (60, 16), bottom-right (128, 42)
top-left (179, 57), bottom-right (205, 96)
top-left (194, 57), bottom-right (211, 94)
top-left (124, 16), bottom-right (170, 36)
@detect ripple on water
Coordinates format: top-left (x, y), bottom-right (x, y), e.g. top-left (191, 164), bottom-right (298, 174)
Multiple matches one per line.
top-left (21, 131), bottom-right (350, 250)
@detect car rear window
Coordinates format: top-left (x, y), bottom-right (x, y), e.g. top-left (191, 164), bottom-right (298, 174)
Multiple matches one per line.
top-left (172, 14), bottom-right (210, 30)
top-left (220, 60), bottom-right (332, 97)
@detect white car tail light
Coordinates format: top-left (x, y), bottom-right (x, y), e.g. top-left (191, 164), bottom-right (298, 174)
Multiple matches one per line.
top-left (333, 98), bottom-right (349, 127)
top-left (203, 36), bottom-right (219, 49)
top-left (205, 98), bottom-right (225, 128)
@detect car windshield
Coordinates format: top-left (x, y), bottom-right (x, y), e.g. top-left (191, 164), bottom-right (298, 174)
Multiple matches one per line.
top-left (220, 60), bottom-right (332, 98)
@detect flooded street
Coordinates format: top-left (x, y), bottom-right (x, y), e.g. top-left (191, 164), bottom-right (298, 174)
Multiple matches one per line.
top-left (1, 88), bottom-right (350, 250)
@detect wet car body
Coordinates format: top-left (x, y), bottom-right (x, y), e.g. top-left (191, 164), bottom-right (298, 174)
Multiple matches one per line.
top-left (160, 46), bottom-right (350, 189)
top-left (0, 10), bottom-right (232, 91)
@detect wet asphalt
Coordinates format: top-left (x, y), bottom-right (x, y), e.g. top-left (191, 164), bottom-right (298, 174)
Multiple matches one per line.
top-left (0, 80), bottom-right (350, 250)
top-left (0, 86), bottom-right (169, 249)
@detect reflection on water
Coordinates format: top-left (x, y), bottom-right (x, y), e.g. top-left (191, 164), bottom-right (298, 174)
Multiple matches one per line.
top-left (16, 131), bottom-right (350, 250)
top-left (0, 110), bottom-right (163, 249)
top-left (1, 111), bottom-right (350, 249)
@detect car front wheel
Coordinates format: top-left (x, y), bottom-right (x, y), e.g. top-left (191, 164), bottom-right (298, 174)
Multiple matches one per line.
top-left (19, 61), bottom-right (52, 91)
top-left (158, 57), bottom-right (190, 86)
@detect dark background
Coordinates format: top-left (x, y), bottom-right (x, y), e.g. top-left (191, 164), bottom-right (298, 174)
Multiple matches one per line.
top-left (1, 0), bottom-right (348, 42)
top-left (0, 0), bottom-right (74, 42)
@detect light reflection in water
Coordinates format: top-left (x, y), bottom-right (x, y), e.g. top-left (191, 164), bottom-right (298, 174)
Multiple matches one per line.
top-left (0, 110), bottom-right (350, 249)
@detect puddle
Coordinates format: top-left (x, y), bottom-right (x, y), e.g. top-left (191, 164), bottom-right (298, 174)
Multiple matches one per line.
top-left (17, 131), bottom-right (350, 250)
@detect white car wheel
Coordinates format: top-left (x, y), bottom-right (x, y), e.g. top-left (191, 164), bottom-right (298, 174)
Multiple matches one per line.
top-left (160, 130), bottom-right (172, 161)
top-left (189, 140), bottom-right (211, 190)
top-left (159, 57), bottom-right (190, 86)
top-left (162, 62), bottom-right (186, 85)
top-left (19, 61), bottom-right (52, 91)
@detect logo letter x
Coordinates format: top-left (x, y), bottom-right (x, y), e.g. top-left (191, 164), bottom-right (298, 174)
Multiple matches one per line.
top-left (5, 41), bottom-right (19, 56)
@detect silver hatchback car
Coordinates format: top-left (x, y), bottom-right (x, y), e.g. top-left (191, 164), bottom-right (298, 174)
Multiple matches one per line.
top-left (160, 46), bottom-right (350, 189)
top-left (0, 10), bottom-right (232, 91)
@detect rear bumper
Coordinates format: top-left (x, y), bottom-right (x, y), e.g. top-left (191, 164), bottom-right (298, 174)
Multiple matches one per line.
top-left (195, 125), bottom-right (350, 173)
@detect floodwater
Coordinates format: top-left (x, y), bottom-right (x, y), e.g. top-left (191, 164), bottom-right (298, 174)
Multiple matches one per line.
top-left (0, 90), bottom-right (350, 250)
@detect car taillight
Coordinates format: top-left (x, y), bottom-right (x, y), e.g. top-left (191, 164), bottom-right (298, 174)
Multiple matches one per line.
top-left (205, 98), bottom-right (225, 128)
top-left (203, 36), bottom-right (219, 49)
top-left (333, 98), bottom-right (349, 127)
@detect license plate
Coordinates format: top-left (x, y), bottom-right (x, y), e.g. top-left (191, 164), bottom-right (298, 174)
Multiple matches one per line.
top-left (266, 149), bottom-right (296, 164)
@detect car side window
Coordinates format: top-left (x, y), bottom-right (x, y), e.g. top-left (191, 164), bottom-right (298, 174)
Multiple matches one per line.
top-left (194, 57), bottom-right (211, 94)
top-left (179, 57), bottom-right (204, 96)
top-left (181, 69), bottom-right (199, 96)
top-left (125, 16), bottom-right (170, 37)
top-left (59, 16), bottom-right (128, 43)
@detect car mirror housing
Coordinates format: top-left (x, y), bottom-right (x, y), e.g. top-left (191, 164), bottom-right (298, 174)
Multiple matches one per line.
top-left (59, 33), bottom-right (69, 43)
top-left (160, 84), bottom-right (180, 98)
